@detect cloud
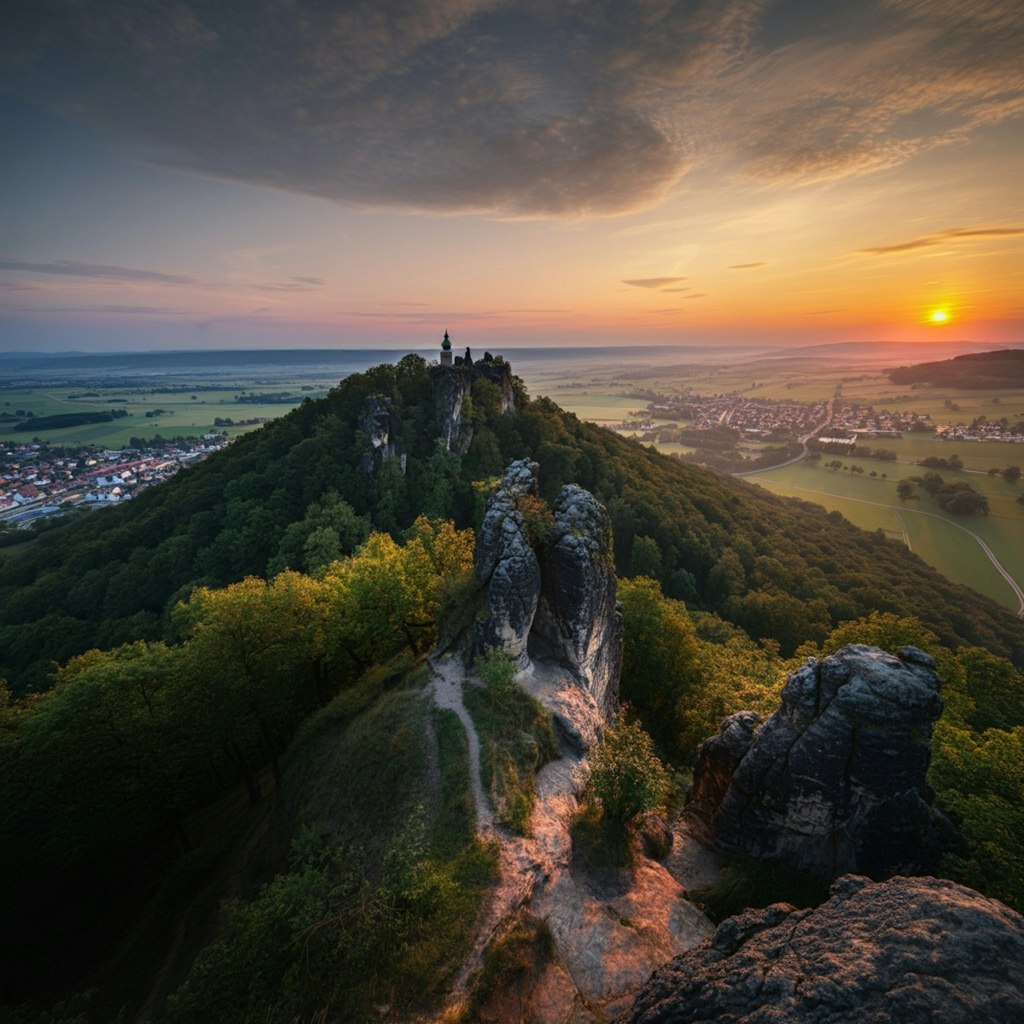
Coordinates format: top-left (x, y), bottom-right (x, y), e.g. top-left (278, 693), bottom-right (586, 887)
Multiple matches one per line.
top-left (729, 262), bottom-right (765, 269)
top-left (0, 257), bottom-right (197, 284)
top-left (1, 0), bottom-right (1021, 216)
top-left (291, 276), bottom-right (325, 286)
top-left (622, 276), bottom-right (689, 288)
top-left (859, 226), bottom-right (1024, 255)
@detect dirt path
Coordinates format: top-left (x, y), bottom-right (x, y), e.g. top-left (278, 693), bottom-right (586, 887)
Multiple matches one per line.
top-left (427, 655), bottom-right (718, 1019)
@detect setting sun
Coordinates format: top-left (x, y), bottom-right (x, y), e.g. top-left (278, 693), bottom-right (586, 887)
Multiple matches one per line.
top-left (929, 308), bottom-right (951, 325)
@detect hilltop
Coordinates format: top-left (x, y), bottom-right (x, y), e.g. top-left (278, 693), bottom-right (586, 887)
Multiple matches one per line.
top-left (2, 351), bottom-right (1022, 696)
top-left (889, 348), bottom-right (1024, 389)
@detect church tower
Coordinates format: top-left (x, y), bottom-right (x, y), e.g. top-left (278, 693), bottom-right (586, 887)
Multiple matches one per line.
top-left (440, 329), bottom-right (453, 366)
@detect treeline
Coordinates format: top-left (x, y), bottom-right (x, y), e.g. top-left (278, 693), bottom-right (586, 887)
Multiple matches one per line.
top-left (13, 409), bottom-right (128, 432)
top-left (0, 354), bottom-right (1021, 695)
top-left (888, 348), bottom-right (1024, 388)
top-left (0, 517), bottom-right (474, 1006)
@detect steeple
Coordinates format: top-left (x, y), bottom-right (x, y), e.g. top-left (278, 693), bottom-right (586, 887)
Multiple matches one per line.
top-left (440, 329), bottom-right (453, 366)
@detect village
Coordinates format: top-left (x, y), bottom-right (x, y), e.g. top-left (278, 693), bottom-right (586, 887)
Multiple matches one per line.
top-left (0, 435), bottom-right (232, 527)
top-left (621, 391), bottom-right (1024, 445)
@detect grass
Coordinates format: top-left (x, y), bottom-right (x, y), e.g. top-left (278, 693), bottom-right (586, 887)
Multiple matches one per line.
top-left (463, 656), bottom-right (558, 836)
top-left (466, 911), bottom-right (555, 1021)
top-left (750, 460), bottom-right (1024, 610)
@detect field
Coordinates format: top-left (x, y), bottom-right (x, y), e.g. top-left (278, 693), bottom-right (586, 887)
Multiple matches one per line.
top-left (749, 461), bottom-right (1024, 612)
top-left (0, 382), bottom-right (331, 447)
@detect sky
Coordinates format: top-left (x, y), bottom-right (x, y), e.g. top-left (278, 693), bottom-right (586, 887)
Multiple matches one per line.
top-left (1, 0), bottom-right (1022, 352)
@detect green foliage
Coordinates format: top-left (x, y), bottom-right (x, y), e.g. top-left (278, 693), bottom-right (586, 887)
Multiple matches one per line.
top-left (585, 715), bottom-right (670, 826)
top-left (265, 489), bottom-right (369, 576)
top-left (467, 650), bottom-right (557, 836)
top-left (514, 491), bottom-right (555, 547)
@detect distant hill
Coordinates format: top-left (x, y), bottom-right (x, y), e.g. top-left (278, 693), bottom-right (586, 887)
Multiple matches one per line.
top-left (888, 348), bottom-right (1024, 388)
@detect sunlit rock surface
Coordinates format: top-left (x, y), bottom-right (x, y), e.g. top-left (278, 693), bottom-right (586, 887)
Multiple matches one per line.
top-left (624, 874), bottom-right (1024, 1024)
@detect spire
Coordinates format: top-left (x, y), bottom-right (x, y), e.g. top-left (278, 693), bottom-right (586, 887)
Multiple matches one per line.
top-left (442, 329), bottom-right (451, 351)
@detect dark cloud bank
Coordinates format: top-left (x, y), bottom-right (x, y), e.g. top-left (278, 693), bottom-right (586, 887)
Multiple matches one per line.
top-left (1, 0), bottom-right (1021, 218)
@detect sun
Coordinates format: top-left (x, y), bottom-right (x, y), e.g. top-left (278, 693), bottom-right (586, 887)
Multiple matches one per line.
top-left (929, 307), bottom-right (951, 325)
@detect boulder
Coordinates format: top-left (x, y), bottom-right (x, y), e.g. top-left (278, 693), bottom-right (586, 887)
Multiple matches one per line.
top-left (474, 460), bottom-right (543, 665)
top-left (623, 874), bottom-right (1024, 1024)
top-left (691, 644), bottom-right (945, 881)
top-left (532, 484), bottom-right (622, 717)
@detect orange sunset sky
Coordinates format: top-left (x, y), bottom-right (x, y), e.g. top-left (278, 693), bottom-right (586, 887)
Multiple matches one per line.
top-left (1, 1), bottom-right (1021, 351)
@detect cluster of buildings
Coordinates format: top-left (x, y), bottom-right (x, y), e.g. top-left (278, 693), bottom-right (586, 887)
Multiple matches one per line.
top-left (630, 393), bottom-right (829, 439)
top-left (935, 422), bottom-right (1024, 443)
top-left (0, 436), bottom-right (232, 526)
top-left (827, 403), bottom-right (932, 438)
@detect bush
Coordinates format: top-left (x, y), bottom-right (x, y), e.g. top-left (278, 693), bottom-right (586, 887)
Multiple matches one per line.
top-left (586, 715), bottom-right (670, 826)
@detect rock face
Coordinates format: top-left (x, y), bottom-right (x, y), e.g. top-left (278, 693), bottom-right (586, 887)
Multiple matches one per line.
top-left (474, 460), bottom-right (542, 666)
top-left (359, 394), bottom-right (406, 475)
top-left (532, 484), bottom-right (622, 718)
top-left (684, 710), bottom-right (762, 839)
top-left (688, 645), bottom-right (945, 881)
top-left (475, 461), bottom-right (622, 714)
top-left (432, 354), bottom-right (516, 454)
top-left (623, 874), bottom-right (1024, 1024)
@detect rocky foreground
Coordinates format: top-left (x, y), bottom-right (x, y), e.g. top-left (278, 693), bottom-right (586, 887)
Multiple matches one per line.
top-left (624, 874), bottom-right (1024, 1024)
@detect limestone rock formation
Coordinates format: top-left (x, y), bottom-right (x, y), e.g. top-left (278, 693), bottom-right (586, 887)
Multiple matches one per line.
top-left (623, 874), bottom-right (1024, 1024)
top-left (688, 644), bottom-right (945, 881)
top-left (474, 460), bottom-right (622, 715)
top-left (432, 353), bottom-right (516, 453)
top-left (533, 484), bottom-right (622, 717)
top-left (474, 460), bottom-right (542, 666)
top-left (358, 394), bottom-right (405, 475)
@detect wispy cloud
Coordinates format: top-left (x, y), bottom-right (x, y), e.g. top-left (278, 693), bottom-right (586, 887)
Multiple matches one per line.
top-left (622, 276), bottom-right (688, 288)
top-left (859, 226), bottom-right (1024, 255)
top-left (291, 276), bottom-right (325, 286)
top-left (0, 257), bottom-right (197, 284)
top-left (729, 262), bottom-right (765, 269)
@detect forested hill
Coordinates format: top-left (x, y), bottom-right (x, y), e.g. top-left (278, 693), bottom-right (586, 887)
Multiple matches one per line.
top-left (888, 347), bottom-right (1024, 388)
top-left (2, 352), bottom-right (1022, 694)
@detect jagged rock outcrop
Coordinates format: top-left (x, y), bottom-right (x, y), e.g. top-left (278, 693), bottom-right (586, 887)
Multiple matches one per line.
top-left (532, 484), bottom-right (622, 717)
top-left (432, 353), bottom-right (516, 453)
top-left (684, 710), bottom-right (762, 840)
top-left (687, 644), bottom-right (945, 881)
top-left (623, 875), bottom-right (1024, 1024)
top-left (358, 394), bottom-right (406, 475)
top-left (474, 460), bottom-right (542, 666)
top-left (474, 460), bottom-right (622, 715)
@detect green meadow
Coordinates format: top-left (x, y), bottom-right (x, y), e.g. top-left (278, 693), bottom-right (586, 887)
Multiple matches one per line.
top-left (0, 384), bottom-right (331, 447)
top-left (750, 461), bottom-right (1024, 611)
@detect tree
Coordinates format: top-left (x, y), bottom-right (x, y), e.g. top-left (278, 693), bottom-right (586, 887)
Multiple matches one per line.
top-left (586, 715), bottom-right (670, 826)
top-left (629, 535), bottom-right (663, 580)
top-left (618, 577), bottom-right (701, 757)
top-left (1002, 466), bottom-right (1021, 484)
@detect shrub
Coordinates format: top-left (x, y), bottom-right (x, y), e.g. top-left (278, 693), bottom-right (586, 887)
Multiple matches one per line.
top-left (586, 715), bottom-right (670, 826)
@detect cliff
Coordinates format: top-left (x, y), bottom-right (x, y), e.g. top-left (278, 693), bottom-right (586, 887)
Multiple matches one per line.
top-left (432, 350), bottom-right (517, 453)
